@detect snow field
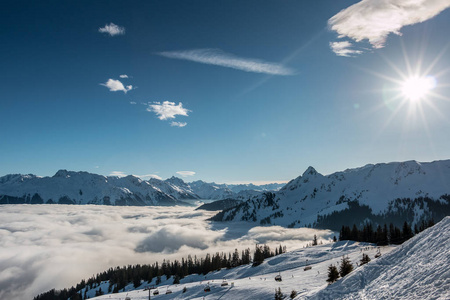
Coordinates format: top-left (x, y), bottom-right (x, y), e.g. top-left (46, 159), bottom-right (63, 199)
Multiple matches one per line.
top-left (90, 241), bottom-right (394, 300)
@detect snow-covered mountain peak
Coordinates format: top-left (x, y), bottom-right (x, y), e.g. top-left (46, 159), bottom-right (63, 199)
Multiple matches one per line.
top-left (165, 176), bottom-right (187, 187)
top-left (53, 169), bottom-right (70, 178)
top-left (302, 166), bottom-right (319, 177)
top-left (0, 173), bottom-right (37, 184)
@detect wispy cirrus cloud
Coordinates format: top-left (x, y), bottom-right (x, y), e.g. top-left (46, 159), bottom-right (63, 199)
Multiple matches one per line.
top-left (176, 171), bottom-right (196, 177)
top-left (329, 0), bottom-right (450, 55)
top-left (101, 79), bottom-right (133, 93)
top-left (329, 41), bottom-right (363, 57)
top-left (98, 23), bottom-right (125, 36)
top-left (147, 101), bottom-right (190, 120)
top-left (158, 48), bottom-right (295, 75)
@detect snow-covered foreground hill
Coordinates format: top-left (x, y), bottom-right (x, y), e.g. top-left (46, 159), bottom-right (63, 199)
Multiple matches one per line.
top-left (81, 217), bottom-right (450, 300)
top-left (88, 242), bottom-right (396, 300)
top-left (307, 216), bottom-right (450, 300)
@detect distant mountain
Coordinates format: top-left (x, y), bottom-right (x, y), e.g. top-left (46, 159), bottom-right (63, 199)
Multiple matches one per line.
top-left (211, 160), bottom-right (450, 229)
top-left (0, 170), bottom-right (283, 206)
top-left (188, 180), bottom-right (285, 200)
top-left (195, 198), bottom-right (243, 211)
top-left (0, 170), bottom-right (194, 206)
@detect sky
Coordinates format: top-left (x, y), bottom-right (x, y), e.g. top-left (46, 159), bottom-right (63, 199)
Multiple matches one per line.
top-left (1, 0), bottom-right (450, 184)
top-left (0, 205), bottom-right (333, 299)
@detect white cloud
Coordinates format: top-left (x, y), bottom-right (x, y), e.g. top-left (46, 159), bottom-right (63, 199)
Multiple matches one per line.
top-left (329, 0), bottom-right (450, 52)
top-left (98, 23), bottom-right (125, 36)
top-left (158, 48), bottom-right (295, 75)
top-left (101, 79), bottom-right (133, 93)
top-left (136, 174), bottom-right (162, 180)
top-left (329, 41), bottom-right (363, 57)
top-left (130, 101), bottom-right (136, 105)
top-left (147, 101), bottom-right (190, 120)
top-left (0, 205), bottom-right (333, 300)
top-left (119, 74), bottom-right (129, 78)
top-left (109, 171), bottom-right (127, 177)
top-left (170, 121), bottom-right (187, 127)
top-left (176, 171), bottom-right (196, 177)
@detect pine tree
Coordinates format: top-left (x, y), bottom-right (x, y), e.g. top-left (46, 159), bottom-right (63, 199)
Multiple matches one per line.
top-left (312, 234), bottom-right (318, 246)
top-left (339, 256), bottom-right (354, 277)
top-left (173, 275), bottom-right (180, 284)
top-left (326, 264), bottom-right (340, 284)
top-left (290, 289), bottom-right (298, 299)
top-left (275, 287), bottom-right (284, 300)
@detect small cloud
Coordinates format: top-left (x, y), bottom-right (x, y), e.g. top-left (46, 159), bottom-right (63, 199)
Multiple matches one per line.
top-left (119, 74), bottom-right (129, 78)
top-left (170, 121), bottom-right (187, 127)
top-left (101, 79), bottom-right (133, 93)
top-left (147, 101), bottom-right (190, 120)
top-left (95, 166), bottom-right (99, 169)
top-left (135, 174), bottom-right (162, 180)
top-left (329, 41), bottom-right (363, 57)
top-left (328, 0), bottom-right (450, 54)
top-left (109, 171), bottom-right (126, 177)
top-left (176, 171), bottom-right (196, 177)
top-left (158, 48), bottom-right (294, 75)
top-left (98, 23), bottom-right (125, 36)
top-left (130, 101), bottom-right (137, 105)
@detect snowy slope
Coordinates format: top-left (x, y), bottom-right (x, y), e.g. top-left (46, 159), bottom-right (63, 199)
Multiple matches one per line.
top-left (306, 216), bottom-right (450, 300)
top-left (86, 241), bottom-right (396, 300)
top-left (212, 160), bottom-right (450, 228)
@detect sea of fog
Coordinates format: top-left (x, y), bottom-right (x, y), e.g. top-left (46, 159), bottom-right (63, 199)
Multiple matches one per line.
top-left (0, 204), bottom-right (334, 299)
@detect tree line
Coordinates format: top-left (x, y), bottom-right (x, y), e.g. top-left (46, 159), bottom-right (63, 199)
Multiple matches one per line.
top-left (338, 219), bottom-right (435, 245)
top-left (34, 244), bottom-right (286, 300)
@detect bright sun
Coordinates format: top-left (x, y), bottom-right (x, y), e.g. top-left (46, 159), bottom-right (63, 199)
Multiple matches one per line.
top-left (401, 76), bottom-right (436, 102)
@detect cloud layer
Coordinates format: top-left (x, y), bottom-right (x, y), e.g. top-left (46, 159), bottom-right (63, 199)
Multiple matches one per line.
top-left (147, 101), bottom-right (190, 120)
top-left (101, 79), bottom-right (132, 93)
top-left (98, 23), bottom-right (125, 36)
top-left (158, 49), bottom-right (295, 75)
top-left (329, 0), bottom-right (450, 55)
top-left (0, 205), bottom-right (333, 300)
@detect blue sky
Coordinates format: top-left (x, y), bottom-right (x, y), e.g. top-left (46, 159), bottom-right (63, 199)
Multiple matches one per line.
top-left (1, 0), bottom-right (450, 184)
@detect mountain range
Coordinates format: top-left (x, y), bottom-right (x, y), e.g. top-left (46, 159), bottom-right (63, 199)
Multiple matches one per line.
top-left (211, 160), bottom-right (450, 229)
top-left (0, 170), bottom-right (283, 206)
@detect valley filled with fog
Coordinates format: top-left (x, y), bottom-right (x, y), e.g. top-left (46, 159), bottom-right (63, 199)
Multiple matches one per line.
top-left (0, 204), bottom-right (334, 299)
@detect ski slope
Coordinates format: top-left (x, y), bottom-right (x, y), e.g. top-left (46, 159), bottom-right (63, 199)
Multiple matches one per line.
top-left (82, 217), bottom-right (450, 300)
top-left (87, 242), bottom-right (394, 300)
top-left (306, 216), bottom-right (450, 300)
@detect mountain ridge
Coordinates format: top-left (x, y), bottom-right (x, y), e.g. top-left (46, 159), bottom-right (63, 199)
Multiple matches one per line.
top-left (211, 159), bottom-right (450, 229)
top-left (0, 170), bottom-right (283, 206)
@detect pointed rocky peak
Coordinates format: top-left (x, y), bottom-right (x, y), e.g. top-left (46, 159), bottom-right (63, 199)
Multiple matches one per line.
top-left (165, 176), bottom-right (187, 187)
top-left (302, 166), bottom-right (319, 177)
top-left (53, 169), bottom-right (70, 178)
